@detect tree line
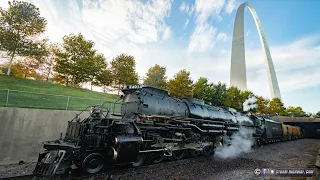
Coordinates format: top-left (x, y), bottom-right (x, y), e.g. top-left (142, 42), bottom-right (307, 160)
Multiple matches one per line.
top-left (0, 1), bottom-right (319, 117)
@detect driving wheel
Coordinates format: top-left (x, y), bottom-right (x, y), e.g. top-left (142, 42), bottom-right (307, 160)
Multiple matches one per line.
top-left (201, 136), bottom-right (214, 156)
top-left (82, 153), bottom-right (105, 174)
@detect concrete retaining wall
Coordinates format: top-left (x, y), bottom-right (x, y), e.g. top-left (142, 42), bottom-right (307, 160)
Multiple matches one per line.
top-left (0, 107), bottom-right (89, 165)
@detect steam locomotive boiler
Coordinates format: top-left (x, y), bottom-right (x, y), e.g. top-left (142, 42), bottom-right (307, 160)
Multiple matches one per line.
top-left (32, 85), bottom-right (303, 177)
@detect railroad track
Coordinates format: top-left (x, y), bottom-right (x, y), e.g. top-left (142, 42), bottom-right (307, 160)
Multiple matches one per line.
top-left (71, 157), bottom-right (197, 180)
top-left (0, 175), bottom-right (37, 180)
top-left (1, 157), bottom-right (201, 180)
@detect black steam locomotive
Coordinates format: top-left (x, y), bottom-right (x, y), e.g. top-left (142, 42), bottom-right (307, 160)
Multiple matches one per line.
top-left (33, 85), bottom-right (303, 176)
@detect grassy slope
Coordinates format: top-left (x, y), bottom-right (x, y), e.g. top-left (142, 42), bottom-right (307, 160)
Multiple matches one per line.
top-left (0, 75), bottom-right (120, 111)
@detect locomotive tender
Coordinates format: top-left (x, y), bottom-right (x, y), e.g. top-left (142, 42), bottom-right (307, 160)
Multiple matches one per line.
top-left (33, 85), bottom-right (303, 176)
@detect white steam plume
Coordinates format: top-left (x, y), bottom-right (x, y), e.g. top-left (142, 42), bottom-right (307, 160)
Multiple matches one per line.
top-left (214, 126), bottom-right (255, 159)
top-left (243, 95), bottom-right (257, 112)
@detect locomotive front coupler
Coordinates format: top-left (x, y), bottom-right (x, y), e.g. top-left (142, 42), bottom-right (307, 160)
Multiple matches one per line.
top-left (33, 149), bottom-right (72, 176)
top-left (33, 141), bottom-right (79, 176)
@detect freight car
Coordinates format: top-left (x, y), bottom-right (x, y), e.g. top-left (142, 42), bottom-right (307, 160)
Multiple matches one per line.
top-left (260, 119), bottom-right (303, 143)
top-left (32, 85), bottom-right (303, 177)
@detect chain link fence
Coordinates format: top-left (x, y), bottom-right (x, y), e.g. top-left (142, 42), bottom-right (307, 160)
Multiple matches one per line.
top-left (0, 88), bottom-right (122, 113)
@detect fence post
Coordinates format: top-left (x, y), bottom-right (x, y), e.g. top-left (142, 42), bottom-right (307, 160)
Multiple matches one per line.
top-left (5, 90), bottom-right (10, 107)
top-left (110, 102), bottom-right (113, 114)
top-left (66, 96), bottom-right (70, 110)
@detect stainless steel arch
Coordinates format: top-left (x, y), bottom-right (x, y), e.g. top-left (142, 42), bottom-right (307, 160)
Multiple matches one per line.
top-left (230, 2), bottom-right (281, 99)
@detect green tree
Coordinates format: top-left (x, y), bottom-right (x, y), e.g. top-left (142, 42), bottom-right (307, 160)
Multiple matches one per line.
top-left (269, 97), bottom-right (286, 115)
top-left (88, 53), bottom-right (107, 90)
top-left (54, 33), bottom-right (106, 87)
top-left (52, 73), bottom-right (70, 86)
top-left (193, 77), bottom-right (212, 102)
top-left (10, 61), bottom-right (25, 77)
top-left (240, 90), bottom-right (254, 102)
top-left (224, 86), bottom-right (242, 111)
top-left (41, 43), bottom-right (59, 81)
top-left (0, 63), bottom-right (8, 75)
top-left (167, 69), bottom-right (193, 98)
top-left (210, 82), bottom-right (227, 106)
top-left (110, 54), bottom-right (139, 94)
top-left (0, 0), bottom-right (47, 76)
top-left (286, 106), bottom-right (306, 117)
top-left (143, 64), bottom-right (167, 90)
top-left (92, 69), bottom-right (113, 93)
top-left (315, 111), bottom-right (320, 118)
top-left (256, 96), bottom-right (270, 114)
top-left (305, 112), bottom-right (313, 117)
top-left (14, 57), bottom-right (41, 78)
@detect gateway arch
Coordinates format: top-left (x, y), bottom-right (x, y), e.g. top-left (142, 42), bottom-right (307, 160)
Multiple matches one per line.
top-left (230, 2), bottom-right (281, 99)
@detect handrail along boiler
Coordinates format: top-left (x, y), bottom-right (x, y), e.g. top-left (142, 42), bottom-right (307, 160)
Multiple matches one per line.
top-left (33, 85), bottom-right (303, 176)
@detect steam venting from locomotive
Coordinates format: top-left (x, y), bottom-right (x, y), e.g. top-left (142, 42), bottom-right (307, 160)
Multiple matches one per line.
top-left (243, 95), bottom-right (257, 112)
top-left (213, 95), bottom-right (258, 159)
top-left (215, 126), bottom-right (255, 159)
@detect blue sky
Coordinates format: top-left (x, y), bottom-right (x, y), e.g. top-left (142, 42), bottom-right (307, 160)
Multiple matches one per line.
top-left (0, 0), bottom-right (319, 113)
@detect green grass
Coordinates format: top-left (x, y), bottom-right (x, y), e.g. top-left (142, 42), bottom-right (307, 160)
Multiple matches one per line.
top-left (0, 75), bottom-right (121, 112)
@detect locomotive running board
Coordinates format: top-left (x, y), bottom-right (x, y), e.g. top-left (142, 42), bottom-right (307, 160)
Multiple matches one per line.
top-left (139, 142), bottom-right (213, 154)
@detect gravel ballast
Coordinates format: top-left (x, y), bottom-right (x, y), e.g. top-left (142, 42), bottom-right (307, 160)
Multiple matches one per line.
top-left (112, 139), bottom-right (320, 180)
top-left (0, 139), bottom-right (319, 180)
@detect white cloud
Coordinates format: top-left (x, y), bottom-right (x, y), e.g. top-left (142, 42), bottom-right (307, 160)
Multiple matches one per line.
top-left (194, 0), bottom-right (225, 23)
top-left (180, 32), bottom-right (188, 39)
top-left (224, 0), bottom-right (240, 14)
top-left (184, 19), bottom-right (189, 28)
top-left (179, 1), bottom-right (188, 12)
top-left (162, 26), bottom-right (172, 40)
top-left (22, 0), bottom-right (173, 47)
top-left (187, 22), bottom-right (217, 53)
top-left (241, 36), bottom-right (320, 99)
top-left (313, 46), bottom-right (320, 50)
top-left (217, 32), bottom-right (227, 42)
top-left (181, 0), bottom-right (227, 54)
top-left (179, 1), bottom-right (194, 16)
top-left (221, 50), bottom-right (227, 54)
top-left (15, 0), bottom-right (174, 69)
top-left (80, 0), bottom-right (173, 45)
